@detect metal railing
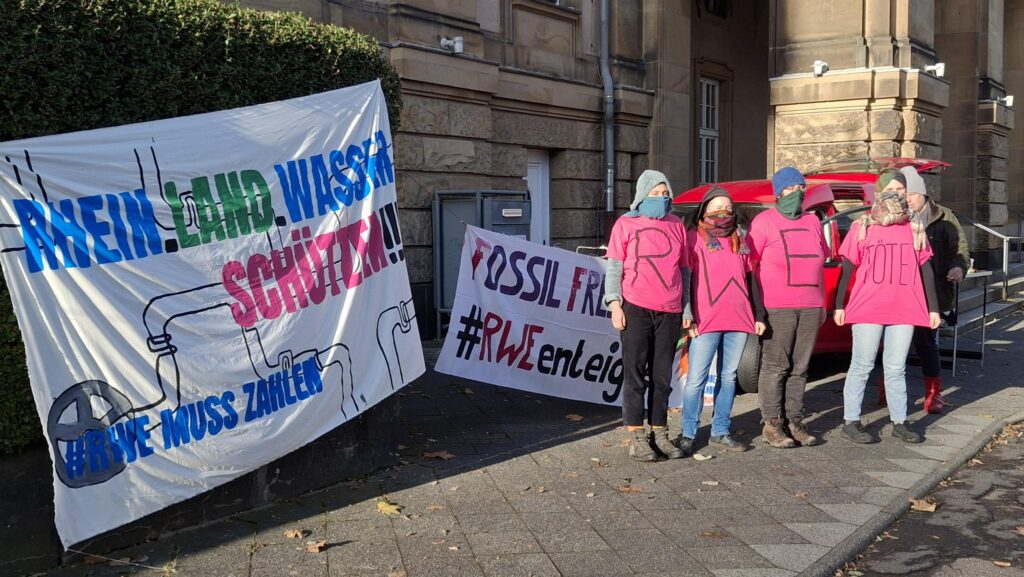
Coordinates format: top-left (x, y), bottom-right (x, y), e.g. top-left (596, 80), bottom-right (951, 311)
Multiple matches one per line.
top-left (959, 215), bottom-right (1022, 298)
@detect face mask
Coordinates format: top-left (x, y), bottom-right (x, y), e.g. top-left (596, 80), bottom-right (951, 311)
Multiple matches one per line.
top-left (638, 196), bottom-right (671, 219)
top-left (702, 209), bottom-right (735, 236)
top-left (776, 191), bottom-right (804, 218)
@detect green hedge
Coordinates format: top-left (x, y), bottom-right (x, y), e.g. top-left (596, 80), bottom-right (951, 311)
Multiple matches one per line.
top-left (0, 0), bottom-right (403, 453)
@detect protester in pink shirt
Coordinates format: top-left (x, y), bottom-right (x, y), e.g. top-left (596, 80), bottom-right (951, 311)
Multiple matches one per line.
top-left (680, 187), bottom-right (765, 454)
top-left (604, 170), bottom-right (690, 461)
top-left (835, 169), bottom-right (940, 445)
top-left (747, 167), bottom-right (828, 449)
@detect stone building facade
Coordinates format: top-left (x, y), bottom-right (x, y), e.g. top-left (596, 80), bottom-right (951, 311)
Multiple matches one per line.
top-left (234, 0), bottom-right (1019, 337)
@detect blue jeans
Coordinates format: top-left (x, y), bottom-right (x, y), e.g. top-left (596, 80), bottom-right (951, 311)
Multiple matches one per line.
top-left (844, 324), bottom-right (914, 424)
top-left (682, 331), bottom-right (748, 439)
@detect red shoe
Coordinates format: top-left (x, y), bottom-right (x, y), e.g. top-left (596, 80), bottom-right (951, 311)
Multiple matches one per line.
top-left (924, 377), bottom-right (945, 414)
top-left (877, 377), bottom-right (887, 407)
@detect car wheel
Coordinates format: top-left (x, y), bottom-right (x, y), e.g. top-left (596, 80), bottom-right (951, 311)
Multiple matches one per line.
top-left (736, 336), bottom-right (761, 395)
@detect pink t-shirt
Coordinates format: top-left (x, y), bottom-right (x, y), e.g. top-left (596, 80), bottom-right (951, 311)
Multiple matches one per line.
top-left (839, 221), bottom-right (933, 327)
top-left (748, 209), bottom-right (828, 309)
top-left (688, 229), bottom-right (756, 334)
top-left (606, 214), bottom-right (689, 313)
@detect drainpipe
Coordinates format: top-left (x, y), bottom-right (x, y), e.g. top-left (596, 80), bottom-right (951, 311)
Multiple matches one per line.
top-left (599, 0), bottom-right (615, 212)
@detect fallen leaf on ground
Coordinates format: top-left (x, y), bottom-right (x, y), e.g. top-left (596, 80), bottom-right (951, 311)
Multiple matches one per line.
top-left (1013, 526), bottom-right (1024, 537)
top-left (426, 503), bottom-right (446, 511)
top-left (699, 530), bottom-right (727, 538)
top-left (701, 481), bottom-right (719, 486)
top-left (585, 492), bottom-right (596, 498)
top-left (305, 541), bottom-right (327, 553)
top-left (463, 388), bottom-right (474, 394)
top-left (283, 529), bottom-right (306, 539)
top-left (994, 560), bottom-right (1012, 567)
top-left (692, 453), bottom-right (714, 461)
top-left (794, 491), bottom-right (810, 499)
top-left (562, 471), bottom-right (581, 479)
top-left (448, 545), bottom-right (460, 551)
top-left (83, 556), bottom-right (107, 565)
top-left (617, 484), bottom-right (643, 493)
top-left (537, 486), bottom-right (547, 493)
top-left (431, 540), bottom-right (447, 545)
top-left (388, 571), bottom-right (408, 577)
top-left (969, 458), bottom-right (984, 465)
top-left (565, 414), bottom-right (584, 422)
top-left (423, 450), bottom-right (455, 460)
top-left (377, 499), bottom-right (403, 516)
top-left (910, 497), bottom-right (938, 512)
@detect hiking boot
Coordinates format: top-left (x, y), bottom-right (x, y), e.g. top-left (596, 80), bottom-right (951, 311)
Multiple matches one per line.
top-left (841, 421), bottom-right (875, 444)
top-left (891, 422), bottom-right (924, 444)
top-left (628, 428), bottom-right (659, 462)
top-left (650, 428), bottom-right (685, 459)
top-left (787, 416), bottom-right (820, 447)
top-left (710, 434), bottom-right (749, 452)
top-left (761, 418), bottom-right (796, 449)
top-left (677, 436), bottom-right (695, 455)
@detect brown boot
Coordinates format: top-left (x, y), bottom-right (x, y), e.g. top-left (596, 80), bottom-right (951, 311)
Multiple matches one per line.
top-left (788, 416), bottom-right (820, 447)
top-left (761, 418), bottom-right (796, 449)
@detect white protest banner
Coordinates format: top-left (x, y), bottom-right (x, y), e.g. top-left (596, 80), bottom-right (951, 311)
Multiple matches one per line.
top-left (435, 226), bottom-right (687, 406)
top-left (0, 80), bottom-right (424, 547)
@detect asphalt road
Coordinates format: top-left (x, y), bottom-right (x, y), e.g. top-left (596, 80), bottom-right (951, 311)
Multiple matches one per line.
top-left (837, 423), bottom-right (1024, 577)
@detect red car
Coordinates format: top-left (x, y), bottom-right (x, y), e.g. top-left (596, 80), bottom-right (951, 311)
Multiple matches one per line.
top-left (671, 158), bottom-right (950, 393)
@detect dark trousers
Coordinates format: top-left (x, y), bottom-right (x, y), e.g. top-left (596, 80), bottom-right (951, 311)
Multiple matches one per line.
top-left (757, 307), bottom-right (824, 421)
top-left (620, 300), bottom-right (681, 427)
top-left (911, 326), bottom-right (941, 378)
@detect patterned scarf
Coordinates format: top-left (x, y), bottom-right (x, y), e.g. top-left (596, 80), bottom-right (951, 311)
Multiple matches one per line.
top-left (697, 209), bottom-right (749, 254)
top-left (857, 191), bottom-right (927, 250)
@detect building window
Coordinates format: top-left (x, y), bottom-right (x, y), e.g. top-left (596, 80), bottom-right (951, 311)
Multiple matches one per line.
top-left (698, 77), bottom-right (720, 184)
top-left (699, 0), bottom-right (730, 18)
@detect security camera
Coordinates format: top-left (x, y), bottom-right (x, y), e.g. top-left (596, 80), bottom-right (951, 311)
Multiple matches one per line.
top-left (812, 60), bottom-right (829, 77)
top-left (440, 36), bottom-right (464, 54)
top-left (924, 62), bottom-right (946, 78)
top-left (1000, 95), bottom-right (1015, 108)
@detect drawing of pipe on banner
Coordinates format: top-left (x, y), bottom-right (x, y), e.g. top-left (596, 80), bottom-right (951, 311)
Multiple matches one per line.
top-left (377, 298), bottom-right (418, 389)
top-left (44, 277), bottom-right (355, 488)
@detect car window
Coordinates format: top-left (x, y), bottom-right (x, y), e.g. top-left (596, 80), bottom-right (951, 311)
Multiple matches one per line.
top-left (823, 205), bottom-right (871, 244)
top-left (672, 203), bottom-right (773, 230)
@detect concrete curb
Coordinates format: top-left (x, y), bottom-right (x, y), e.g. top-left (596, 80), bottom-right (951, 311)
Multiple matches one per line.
top-left (798, 408), bottom-right (1024, 577)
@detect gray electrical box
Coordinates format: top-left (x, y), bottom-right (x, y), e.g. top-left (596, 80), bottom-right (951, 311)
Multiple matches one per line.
top-left (482, 198), bottom-right (531, 240)
top-left (433, 190), bottom-right (531, 336)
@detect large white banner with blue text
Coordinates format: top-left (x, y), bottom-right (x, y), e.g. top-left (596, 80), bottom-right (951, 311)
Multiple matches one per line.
top-left (435, 226), bottom-right (685, 406)
top-left (0, 81), bottom-right (424, 547)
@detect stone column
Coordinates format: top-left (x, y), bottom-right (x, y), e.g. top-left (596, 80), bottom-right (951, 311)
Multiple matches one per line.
top-left (642, 0), bottom-right (692, 188)
top-left (769, 0), bottom-right (947, 178)
top-left (936, 0), bottom-right (1015, 264)
top-left (1005, 0), bottom-right (1024, 215)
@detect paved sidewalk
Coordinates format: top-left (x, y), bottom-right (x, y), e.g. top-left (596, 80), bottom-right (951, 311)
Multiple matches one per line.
top-left (44, 312), bottom-right (1024, 577)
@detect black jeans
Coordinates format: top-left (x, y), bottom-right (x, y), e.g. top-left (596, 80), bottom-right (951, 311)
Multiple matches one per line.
top-left (757, 307), bottom-right (824, 421)
top-left (912, 326), bottom-right (941, 378)
top-left (620, 300), bottom-right (681, 427)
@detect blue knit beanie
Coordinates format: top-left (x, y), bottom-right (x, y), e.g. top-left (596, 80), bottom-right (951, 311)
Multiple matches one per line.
top-left (771, 166), bottom-right (805, 198)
